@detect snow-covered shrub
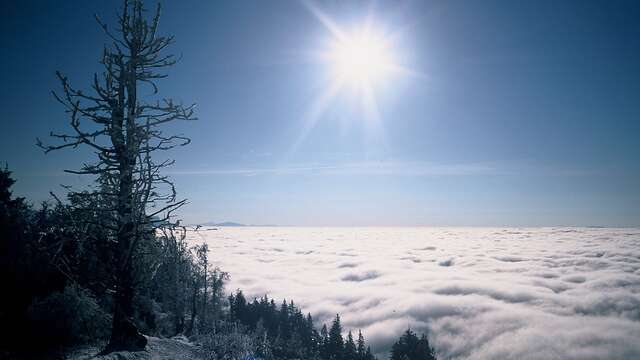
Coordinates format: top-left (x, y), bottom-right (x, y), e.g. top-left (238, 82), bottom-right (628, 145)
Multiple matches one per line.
top-left (27, 283), bottom-right (111, 346)
top-left (200, 323), bottom-right (262, 360)
top-left (133, 294), bottom-right (158, 335)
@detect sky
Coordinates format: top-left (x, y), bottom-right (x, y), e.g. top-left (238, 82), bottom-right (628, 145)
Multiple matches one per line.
top-left (1, 0), bottom-right (639, 226)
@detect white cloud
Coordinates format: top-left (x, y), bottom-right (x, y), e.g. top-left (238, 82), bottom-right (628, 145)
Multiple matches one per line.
top-left (189, 227), bottom-right (640, 359)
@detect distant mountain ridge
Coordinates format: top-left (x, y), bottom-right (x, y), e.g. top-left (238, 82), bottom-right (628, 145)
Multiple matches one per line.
top-left (197, 221), bottom-right (279, 227)
top-left (200, 221), bottom-right (246, 227)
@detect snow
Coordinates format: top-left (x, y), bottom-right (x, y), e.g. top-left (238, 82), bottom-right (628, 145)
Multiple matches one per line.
top-left (68, 336), bottom-right (201, 360)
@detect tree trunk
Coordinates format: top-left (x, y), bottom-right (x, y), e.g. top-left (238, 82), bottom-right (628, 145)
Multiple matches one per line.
top-left (103, 155), bottom-right (147, 353)
top-left (104, 63), bottom-right (146, 351)
top-left (202, 258), bottom-right (208, 330)
top-left (187, 277), bottom-right (198, 336)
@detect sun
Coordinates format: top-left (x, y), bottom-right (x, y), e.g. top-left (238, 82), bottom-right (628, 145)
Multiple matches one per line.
top-left (330, 29), bottom-right (394, 86)
top-left (289, 2), bottom-right (417, 154)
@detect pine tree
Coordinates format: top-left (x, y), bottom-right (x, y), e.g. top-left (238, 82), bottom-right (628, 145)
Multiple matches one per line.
top-left (305, 313), bottom-right (319, 356)
top-left (344, 330), bottom-right (358, 360)
top-left (416, 334), bottom-right (437, 360)
top-left (357, 330), bottom-right (366, 360)
top-left (365, 346), bottom-right (375, 360)
top-left (229, 290), bottom-right (247, 324)
top-left (328, 314), bottom-right (344, 360)
top-left (390, 329), bottom-right (436, 360)
top-left (279, 299), bottom-right (291, 340)
top-left (320, 324), bottom-right (330, 359)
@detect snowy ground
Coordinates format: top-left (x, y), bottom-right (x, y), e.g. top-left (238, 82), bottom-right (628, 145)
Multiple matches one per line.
top-left (188, 227), bottom-right (640, 359)
top-left (68, 336), bottom-right (200, 360)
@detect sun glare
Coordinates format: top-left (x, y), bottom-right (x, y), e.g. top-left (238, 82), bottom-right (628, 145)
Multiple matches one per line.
top-left (290, 2), bottom-right (418, 154)
top-left (331, 29), bottom-right (394, 86)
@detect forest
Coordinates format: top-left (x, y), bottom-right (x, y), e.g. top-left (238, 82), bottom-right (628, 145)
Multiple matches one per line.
top-left (0, 1), bottom-right (437, 359)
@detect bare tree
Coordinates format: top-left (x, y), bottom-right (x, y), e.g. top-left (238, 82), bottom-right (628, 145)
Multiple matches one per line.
top-left (37, 0), bottom-right (195, 352)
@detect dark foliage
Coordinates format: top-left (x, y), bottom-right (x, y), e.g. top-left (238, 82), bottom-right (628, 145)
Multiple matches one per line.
top-left (390, 329), bottom-right (437, 360)
top-left (225, 292), bottom-right (377, 360)
top-left (27, 284), bottom-right (111, 348)
top-left (0, 167), bottom-right (216, 357)
top-left (0, 167), bottom-right (104, 355)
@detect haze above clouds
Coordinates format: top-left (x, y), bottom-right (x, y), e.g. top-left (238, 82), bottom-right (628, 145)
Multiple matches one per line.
top-left (189, 227), bottom-right (640, 359)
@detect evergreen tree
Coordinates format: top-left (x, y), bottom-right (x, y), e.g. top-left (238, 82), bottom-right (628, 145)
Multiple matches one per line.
top-left (390, 329), bottom-right (436, 360)
top-left (328, 314), bottom-right (344, 360)
top-left (365, 346), bottom-right (375, 360)
top-left (279, 299), bottom-right (291, 340)
top-left (357, 330), bottom-right (366, 360)
top-left (345, 330), bottom-right (358, 360)
top-left (230, 290), bottom-right (247, 324)
top-left (304, 313), bottom-right (316, 349)
top-left (320, 324), bottom-right (330, 359)
top-left (416, 334), bottom-right (436, 360)
top-left (221, 293), bottom-right (384, 360)
top-left (268, 298), bottom-right (278, 336)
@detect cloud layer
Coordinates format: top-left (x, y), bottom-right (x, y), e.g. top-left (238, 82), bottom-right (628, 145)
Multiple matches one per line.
top-left (188, 227), bottom-right (640, 359)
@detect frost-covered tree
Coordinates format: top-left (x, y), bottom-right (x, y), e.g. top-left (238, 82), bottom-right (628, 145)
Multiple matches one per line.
top-left (38, 0), bottom-right (195, 352)
top-left (151, 226), bottom-right (193, 335)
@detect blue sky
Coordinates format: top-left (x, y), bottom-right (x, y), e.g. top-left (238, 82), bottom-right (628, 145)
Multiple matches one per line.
top-left (1, 0), bottom-right (639, 226)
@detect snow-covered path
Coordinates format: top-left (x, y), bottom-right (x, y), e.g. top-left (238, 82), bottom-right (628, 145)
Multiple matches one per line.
top-left (69, 336), bottom-right (202, 360)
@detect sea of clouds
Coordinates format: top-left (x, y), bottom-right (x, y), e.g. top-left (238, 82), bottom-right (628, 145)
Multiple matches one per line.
top-left (187, 227), bottom-right (640, 359)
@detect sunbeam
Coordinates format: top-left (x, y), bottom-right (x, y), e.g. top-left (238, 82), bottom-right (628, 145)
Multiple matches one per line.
top-left (291, 1), bottom-right (414, 154)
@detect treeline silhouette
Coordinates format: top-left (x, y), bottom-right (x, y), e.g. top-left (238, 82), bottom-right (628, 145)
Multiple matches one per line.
top-left (390, 329), bottom-right (437, 360)
top-left (0, 166), bottom-right (212, 355)
top-left (225, 291), bottom-right (377, 359)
